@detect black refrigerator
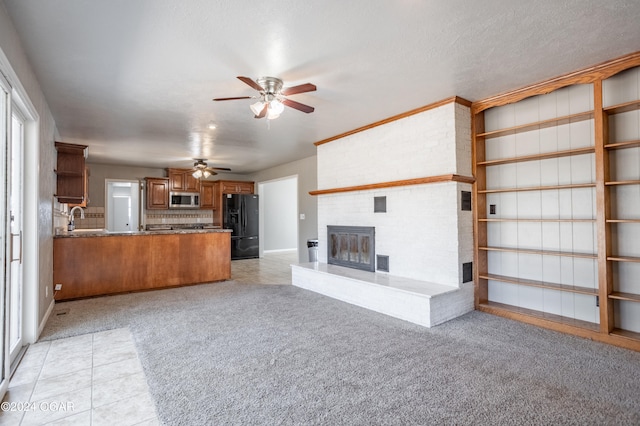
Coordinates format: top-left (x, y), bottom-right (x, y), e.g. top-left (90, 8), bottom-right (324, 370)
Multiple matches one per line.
top-left (223, 194), bottom-right (259, 259)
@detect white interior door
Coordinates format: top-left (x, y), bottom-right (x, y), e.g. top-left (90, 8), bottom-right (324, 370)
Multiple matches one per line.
top-left (112, 197), bottom-right (131, 232)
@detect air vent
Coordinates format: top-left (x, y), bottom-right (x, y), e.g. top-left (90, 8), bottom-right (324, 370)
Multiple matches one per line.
top-left (377, 255), bottom-right (390, 272)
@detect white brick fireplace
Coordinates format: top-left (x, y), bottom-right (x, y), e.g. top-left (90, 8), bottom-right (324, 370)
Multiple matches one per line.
top-left (292, 97), bottom-right (476, 327)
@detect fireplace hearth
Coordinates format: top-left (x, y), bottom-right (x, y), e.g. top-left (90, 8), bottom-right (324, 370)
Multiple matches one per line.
top-left (327, 226), bottom-right (375, 272)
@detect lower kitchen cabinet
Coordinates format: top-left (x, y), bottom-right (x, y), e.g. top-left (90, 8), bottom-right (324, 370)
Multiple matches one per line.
top-left (53, 231), bottom-right (231, 300)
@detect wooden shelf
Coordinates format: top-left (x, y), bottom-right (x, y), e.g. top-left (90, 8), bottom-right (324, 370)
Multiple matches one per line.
top-left (479, 246), bottom-right (597, 259)
top-left (478, 182), bottom-right (595, 194)
top-left (607, 255), bottom-right (640, 263)
top-left (605, 180), bottom-right (640, 186)
top-left (610, 328), bottom-right (640, 341)
top-left (604, 139), bottom-right (640, 150)
top-left (477, 111), bottom-right (594, 139)
top-left (477, 146), bottom-right (595, 166)
top-left (478, 301), bottom-right (600, 332)
top-left (603, 99), bottom-right (640, 115)
top-left (479, 218), bottom-right (595, 223)
top-left (609, 292), bottom-right (640, 303)
top-left (606, 219), bottom-right (640, 223)
top-left (480, 273), bottom-right (598, 296)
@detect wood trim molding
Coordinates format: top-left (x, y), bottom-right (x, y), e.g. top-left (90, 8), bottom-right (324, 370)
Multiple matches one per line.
top-left (472, 50), bottom-right (640, 114)
top-left (309, 174), bottom-right (475, 196)
top-left (314, 96), bottom-right (472, 147)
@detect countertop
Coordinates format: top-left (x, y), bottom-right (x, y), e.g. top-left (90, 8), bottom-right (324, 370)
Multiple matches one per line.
top-left (54, 228), bottom-right (232, 238)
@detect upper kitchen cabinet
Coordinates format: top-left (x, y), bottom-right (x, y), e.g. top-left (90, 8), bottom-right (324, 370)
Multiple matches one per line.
top-left (168, 168), bottom-right (200, 192)
top-left (146, 177), bottom-right (169, 209)
top-left (55, 142), bottom-right (89, 206)
top-left (200, 180), bottom-right (216, 210)
top-left (212, 180), bottom-right (254, 225)
top-left (219, 180), bottom-right (254, 194)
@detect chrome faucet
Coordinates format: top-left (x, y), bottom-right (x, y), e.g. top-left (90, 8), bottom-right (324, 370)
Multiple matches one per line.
top-left (68, 206), bottom-right (85, 230)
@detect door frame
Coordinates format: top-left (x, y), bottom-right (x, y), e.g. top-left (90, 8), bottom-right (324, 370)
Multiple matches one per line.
top-left (257, 175), bottom-right (299, 258)
top-left (104, 179), bottom-right (142, 232)
top-left (0, 49), bottom-right (41, 360)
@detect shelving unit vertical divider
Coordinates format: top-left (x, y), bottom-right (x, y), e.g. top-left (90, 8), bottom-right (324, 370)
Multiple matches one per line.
top-left (593, 79), bottom-right (614, 333)
top-left (472, 111), bottom-right (487, 306)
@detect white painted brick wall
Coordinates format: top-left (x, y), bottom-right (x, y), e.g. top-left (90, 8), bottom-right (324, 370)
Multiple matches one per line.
top-left (316, 100), bottom-right (473, 287)
top-left (317, 103), bottom-right (462, 190)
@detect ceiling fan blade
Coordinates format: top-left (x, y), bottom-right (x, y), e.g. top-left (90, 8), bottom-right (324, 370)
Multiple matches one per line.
top-left (237, 76), bottom-right (264, 92)
top-left (211, 167), bottom-right (232, 171)
top-left (255, 103), bottom-right (268, 119)
top-left (213, 96), bottom-right (252, 101)
top-left (282, 98), bottom-right (315, 113)
top-left (281, 83), bottom-right (317, 96)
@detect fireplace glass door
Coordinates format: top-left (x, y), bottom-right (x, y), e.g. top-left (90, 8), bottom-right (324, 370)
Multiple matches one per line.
top-left (328, 226), bottom-right (375, 272)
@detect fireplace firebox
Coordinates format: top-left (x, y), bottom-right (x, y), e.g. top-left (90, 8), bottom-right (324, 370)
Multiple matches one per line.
top-left (327, 226), bottom-right (375, 272)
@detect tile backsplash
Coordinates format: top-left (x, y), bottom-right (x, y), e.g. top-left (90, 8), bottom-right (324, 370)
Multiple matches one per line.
top-left (67, 207), bottom-right (213, 230)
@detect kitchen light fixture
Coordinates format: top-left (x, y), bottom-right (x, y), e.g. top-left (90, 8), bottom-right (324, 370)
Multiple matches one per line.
top-left (191, 159), bottom-right (231, 179)
top-left (208, 121), bottom-right (216, 130)
top-left (192, 169), bottom-right (211, 179)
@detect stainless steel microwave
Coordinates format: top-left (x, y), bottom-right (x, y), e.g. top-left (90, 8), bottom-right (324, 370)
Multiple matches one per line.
top-left (169, 192), bottom-right (200, 209)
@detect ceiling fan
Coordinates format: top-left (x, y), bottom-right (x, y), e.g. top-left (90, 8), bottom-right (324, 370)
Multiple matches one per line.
top-left (191, 159), bottom-right (231, 179)
top-left (213, 76), bottom-right (316, 119)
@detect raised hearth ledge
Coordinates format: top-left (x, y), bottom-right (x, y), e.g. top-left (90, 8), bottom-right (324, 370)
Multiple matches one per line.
top-left (291, 263), bottom-right (474, 327)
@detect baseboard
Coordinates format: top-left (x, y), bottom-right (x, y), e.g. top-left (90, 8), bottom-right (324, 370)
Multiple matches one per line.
top-left (38, 298), bottom-right (56, 340)
top-left (263, 248), bottom-right (297, 254)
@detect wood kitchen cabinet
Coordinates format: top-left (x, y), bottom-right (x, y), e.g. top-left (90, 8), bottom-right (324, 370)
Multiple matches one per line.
top-left (168, 168), bottom-right (200, 192)
top-left (220, 180), bottom-right (254, 194)
top-left (53, 231), bottom-right (231, 300)
top-left (146, 177), bottom-right (169, 209)
top-left (200, 180), bottom-right (216, 209)
top-left (212, 180), bottom-right (254, 225)
top-left (55, 142), bottom-right (89, 206)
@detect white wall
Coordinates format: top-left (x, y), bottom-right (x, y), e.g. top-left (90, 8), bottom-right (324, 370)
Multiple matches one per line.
top-left (0, 4), bottom-right (58, 340)
top-left (261, 177), bottom-right (297, 252)
top-left (316, 100), bottom-right (473, 286)
top-left (248, 156), bottom-right (317, 263)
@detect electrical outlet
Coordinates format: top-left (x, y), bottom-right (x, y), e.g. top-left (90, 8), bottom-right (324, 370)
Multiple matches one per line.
top-left (55, 284), bottom-right (62, 291)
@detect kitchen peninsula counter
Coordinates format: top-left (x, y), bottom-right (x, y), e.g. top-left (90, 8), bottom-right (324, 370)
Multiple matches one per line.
top-left (53, 229), bottom-right (232, 300)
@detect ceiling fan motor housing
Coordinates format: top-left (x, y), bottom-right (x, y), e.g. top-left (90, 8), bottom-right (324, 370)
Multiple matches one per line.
top-left (257, 77), bottom-right (284, 95)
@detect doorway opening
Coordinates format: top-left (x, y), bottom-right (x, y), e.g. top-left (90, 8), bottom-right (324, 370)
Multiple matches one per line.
top-left (105, 180), bottom-right (141, 232)
top-left (258, 176), bottom-right (298, 258)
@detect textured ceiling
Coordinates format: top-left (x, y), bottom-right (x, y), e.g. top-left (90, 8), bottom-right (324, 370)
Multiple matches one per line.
top-left (4, 0), bottom-right (640, 173)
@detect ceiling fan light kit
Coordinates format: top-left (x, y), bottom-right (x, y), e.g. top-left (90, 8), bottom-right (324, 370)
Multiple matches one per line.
top-left (191, 159), bottom-right (231, 179)
top-left (214, 76), bottom-right (316, 120)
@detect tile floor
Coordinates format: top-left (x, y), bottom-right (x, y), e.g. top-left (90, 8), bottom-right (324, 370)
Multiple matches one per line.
top-left (0, 250), bottom-right (299, 425)
top-left (231, 250), bottom-right (298, 285)
top-left (1, 328), bottom-right (158, 426)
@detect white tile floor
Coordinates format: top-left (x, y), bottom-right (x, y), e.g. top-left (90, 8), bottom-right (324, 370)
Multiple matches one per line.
top-left (0, 328), bottom-right (158, 426)
top-left (0, 250), bottom-right (299, 425)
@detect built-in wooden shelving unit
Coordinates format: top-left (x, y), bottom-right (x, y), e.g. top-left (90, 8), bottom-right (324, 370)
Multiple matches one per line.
top-left (472, 51), bottom-right (640, 352)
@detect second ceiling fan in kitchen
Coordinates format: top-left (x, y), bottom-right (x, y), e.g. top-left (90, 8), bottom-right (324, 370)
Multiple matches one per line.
top-left (191, 159), bottom-right (230, 179)
top-left (213, 76), bottom-right (316, 120)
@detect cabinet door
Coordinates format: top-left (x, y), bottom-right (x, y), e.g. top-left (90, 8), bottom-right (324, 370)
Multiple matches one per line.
top-left (146, 178), bottom-right (169, 209)
top-left (200, 181), bottom-right (215, 209)
top-left (168, 170), bottom-right (185, 191)
top-left (237, 182), bottom-right (254, 194)
top-left (184, 173), bottom-right (201, 192)
top-left (221, 181), bottom-right (239, 193)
